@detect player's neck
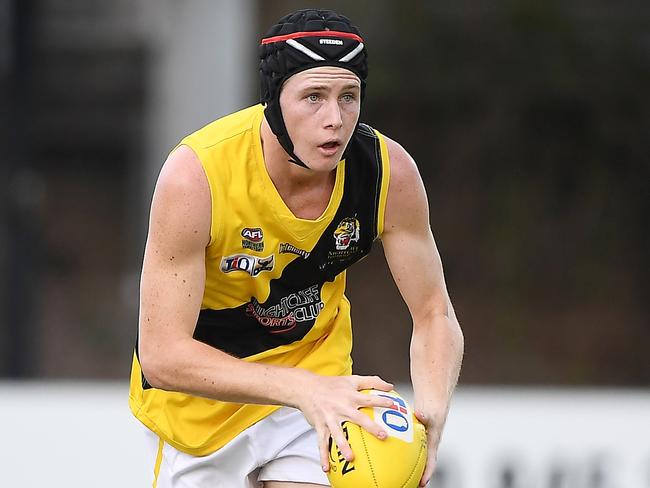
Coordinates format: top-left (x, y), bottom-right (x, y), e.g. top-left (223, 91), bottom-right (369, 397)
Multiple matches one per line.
top-left (260, 118), bottom-right (337, 219)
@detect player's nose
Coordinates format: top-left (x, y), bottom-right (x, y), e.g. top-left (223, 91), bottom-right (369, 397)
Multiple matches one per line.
top-left (322, 99), bottom-right (343, 129)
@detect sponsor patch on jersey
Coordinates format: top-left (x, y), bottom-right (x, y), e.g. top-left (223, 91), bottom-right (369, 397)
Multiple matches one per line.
top-left (279, 242), bottom-right (310, 259)
top-left (221, 254), bottom-right (274, 277)
top-left (245, 284), bottom-right (324, 333)
top-left (241, 227), bottom-right (264, 251)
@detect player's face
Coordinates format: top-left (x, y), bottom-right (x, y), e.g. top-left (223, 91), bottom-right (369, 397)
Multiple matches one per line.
top-left (279, 66), bottom-right (361, 172)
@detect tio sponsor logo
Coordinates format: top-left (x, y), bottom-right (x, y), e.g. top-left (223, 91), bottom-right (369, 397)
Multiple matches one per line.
top-left (368, 391), bottom-right (414, 443)
top-left (220, 254), bottom-right (274, 277)
top-left (378, 394), bottom-right (410, 433)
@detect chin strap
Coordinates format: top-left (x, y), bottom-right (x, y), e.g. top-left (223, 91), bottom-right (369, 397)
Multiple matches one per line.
top-left (264, 101), bottom-right (310, 169)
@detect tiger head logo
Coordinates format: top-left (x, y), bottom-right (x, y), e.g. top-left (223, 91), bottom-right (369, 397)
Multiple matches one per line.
top-left (334, 217), bottom-right (360, 250)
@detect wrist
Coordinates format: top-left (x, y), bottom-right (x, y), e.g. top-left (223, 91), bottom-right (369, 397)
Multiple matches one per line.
top-left (280, 367), bottom-right (316, 410)
top-left (412, 393), bottom-right (450, 424)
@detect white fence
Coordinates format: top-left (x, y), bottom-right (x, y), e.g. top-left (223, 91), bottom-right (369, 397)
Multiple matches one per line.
top-left (430, 387), bottom-right (650, 488)
top-left (1, 382), bottom-right (648, 487)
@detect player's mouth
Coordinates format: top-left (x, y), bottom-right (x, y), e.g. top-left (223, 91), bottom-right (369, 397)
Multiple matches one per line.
top-left (318, 139), bottom-right (342, 156)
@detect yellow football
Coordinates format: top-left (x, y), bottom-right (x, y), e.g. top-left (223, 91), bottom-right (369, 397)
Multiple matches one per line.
top-left (327, 389), bottom-right (427, 488)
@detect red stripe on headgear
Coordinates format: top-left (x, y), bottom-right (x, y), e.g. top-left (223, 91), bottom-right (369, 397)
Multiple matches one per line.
top-left (261, 30), bottom-right (364, 45)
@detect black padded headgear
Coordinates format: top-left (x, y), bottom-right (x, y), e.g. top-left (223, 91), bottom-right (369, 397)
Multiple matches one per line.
top-left (259, 9), bottom-right (368, 168)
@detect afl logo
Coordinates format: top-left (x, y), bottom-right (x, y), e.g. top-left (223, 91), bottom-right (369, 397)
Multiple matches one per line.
top-left (241, 227), bottom-right (263, 242)
top-left (333, 217), bottom-right (360, 250)
top-left (242, 227), bottom-right (264, 251)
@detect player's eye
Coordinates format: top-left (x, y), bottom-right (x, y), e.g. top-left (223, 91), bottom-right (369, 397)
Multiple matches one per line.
top-left (307, 94), bottom-right (320, 102)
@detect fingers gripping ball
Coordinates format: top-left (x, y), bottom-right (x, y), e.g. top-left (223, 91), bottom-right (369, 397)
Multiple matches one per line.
top-left (327, 389), bottom-right (427, 488)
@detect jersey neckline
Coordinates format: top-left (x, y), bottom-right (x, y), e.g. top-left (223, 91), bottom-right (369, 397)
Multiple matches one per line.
top-left (251, 105), bottom-right (345, 241)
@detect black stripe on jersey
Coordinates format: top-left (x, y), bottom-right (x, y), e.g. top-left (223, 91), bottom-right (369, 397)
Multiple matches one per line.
top-left (134, 334), bottom-right (153, 390)
top-left (359, 123), bottom-right (384, 239)
top-left (141, 124), bottom-right (385, 388)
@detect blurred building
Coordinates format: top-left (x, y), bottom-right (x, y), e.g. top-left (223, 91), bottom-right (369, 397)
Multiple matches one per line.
top-left (1, 0), bottom-right (255, 378)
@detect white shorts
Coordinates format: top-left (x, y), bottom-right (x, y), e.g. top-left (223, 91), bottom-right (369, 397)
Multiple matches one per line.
top-left (144, 406), bottom-right (330, 487)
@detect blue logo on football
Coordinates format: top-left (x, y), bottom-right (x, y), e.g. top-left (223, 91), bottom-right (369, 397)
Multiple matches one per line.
top-left (378, 394), bottom-right (410, 433)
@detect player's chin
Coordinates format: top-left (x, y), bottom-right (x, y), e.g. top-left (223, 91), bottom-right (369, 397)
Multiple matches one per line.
top-left (308, 152), bottom-right (343, 172)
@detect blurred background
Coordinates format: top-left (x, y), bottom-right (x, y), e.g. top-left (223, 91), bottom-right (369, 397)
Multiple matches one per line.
top-left (0, 0), bottom-right (648, 487)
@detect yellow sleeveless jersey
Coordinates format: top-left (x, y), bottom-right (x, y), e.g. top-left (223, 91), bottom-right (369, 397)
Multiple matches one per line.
top-left (129, 104), bottom-right (391, 456)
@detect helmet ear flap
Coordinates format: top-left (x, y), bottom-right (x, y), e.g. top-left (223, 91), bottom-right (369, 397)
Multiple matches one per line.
top-left (264, 93), bottom-right (309, 169)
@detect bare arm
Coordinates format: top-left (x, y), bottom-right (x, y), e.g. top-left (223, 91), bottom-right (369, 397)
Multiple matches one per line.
top-left (381, 138), bottom-right (464, 486)
top-left (137, 145), bottom-right (394, 470)
top-left (138, 145), bottom-right (290, 404)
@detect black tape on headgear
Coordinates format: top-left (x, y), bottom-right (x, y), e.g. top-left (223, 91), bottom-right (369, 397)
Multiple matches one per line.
top-left (259, 9), bottom-right (368, 168)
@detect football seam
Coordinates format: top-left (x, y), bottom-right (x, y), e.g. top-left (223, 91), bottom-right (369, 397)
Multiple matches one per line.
top-left (401, 434), bottom-right (426, 488)
top-left (358, 427), bottom-right (379, 488)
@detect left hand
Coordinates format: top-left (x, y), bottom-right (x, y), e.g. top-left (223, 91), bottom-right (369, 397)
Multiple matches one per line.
top-left (414, 409), bottom-right (442, 487)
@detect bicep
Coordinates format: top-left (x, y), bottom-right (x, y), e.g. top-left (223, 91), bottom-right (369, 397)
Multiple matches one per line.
top-left (139, 146), bottom-right (211, 353)
top-left (381, 139), bottom-right (451, 323)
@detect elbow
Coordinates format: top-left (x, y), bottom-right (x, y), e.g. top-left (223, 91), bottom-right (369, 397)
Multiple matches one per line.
top-left (412, 307), bottom-right (464, 352)
top-left (455, 324), bottom-right (465, 356)
top-left (138, 340), bottom-right (174, 390)
top-left (443, 307), bottom-right (464, 354)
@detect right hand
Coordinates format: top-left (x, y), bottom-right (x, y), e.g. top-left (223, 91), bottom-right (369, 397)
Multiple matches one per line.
top-left (293, 373), bottom-right (396, 472)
